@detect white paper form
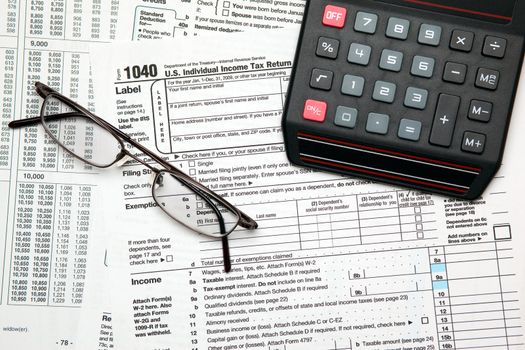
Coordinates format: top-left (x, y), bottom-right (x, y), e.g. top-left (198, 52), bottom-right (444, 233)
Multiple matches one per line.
top-left (0, 1), bottom-right (122, 348)
top-left (116, 0), bottom-right (304, 40)
top-left (89, 31), bottom-right (525, 350)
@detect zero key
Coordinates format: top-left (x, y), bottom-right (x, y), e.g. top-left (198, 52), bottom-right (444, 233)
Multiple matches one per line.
top-left (323, 5), bottom-right (347, 28)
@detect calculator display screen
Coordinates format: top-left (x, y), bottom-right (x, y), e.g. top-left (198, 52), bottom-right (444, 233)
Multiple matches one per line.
top-left (380, 0), bottom-right (516, 24)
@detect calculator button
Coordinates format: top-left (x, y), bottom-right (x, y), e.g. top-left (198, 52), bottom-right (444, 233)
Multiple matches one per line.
top-left (334, 106), bottom-right (358, 129)
top-left (443, 62), bottom-right (467, 84)
top-left (404, 87), bottom-right (428, 110)
top-left (366, 113), bottom-right (390, 134)
top-left (342, 75), bottom-right (365, 97)
top-left (430, 94), bottom-right (460, 147)
top-left (316, 37), bottom-right (340, 59)
top-left (411, 56), bottom-right (435, 78)
top-left (418, 24), bottom-right (442, 46)
top-left (354, 12), bottom-right (378, 34)
top-left (450, 30), bottom-right (474, 52)
top-left (386, 17), bottom-right (410, 40)
top-left (303, 99), bottom-right (327, 122)
top-left (323, 5), bottom-right (347, 28)
top-left (462, 132), bottom-right (486, 154)
top-left (475, 68), bottom-right (499, 90)
top-left (373, 81), bottom-right (396, 103)
top-left (348, 43), bottom-right (372, 66)
top-left (468, 100), bottom-right (493, 122)
top-left (398, 119), bottom-right (422, 141)
top-left (379, 49), bottom-right (403, 72)
top-left (483, 36), bottom-right (507, 58)
top-left (310, 69), bottom-right (333, 91)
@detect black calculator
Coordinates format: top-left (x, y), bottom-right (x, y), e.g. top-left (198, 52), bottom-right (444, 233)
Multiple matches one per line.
top-left (283, 0), bottom-right (525, 199)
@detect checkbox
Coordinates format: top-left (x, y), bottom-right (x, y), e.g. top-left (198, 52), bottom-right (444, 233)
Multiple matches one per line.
top-left (415, 214), bottom-right (422, 222)
top-left (197, 202), bottom-right (203, 209)
top-left (189, 160), bottom-right (195, 167)
top-left (189, 168), bottom-right (196, 175)
top-left (223, 1), bottom-right (230, 8)
top-left (166, 255), bottom-right (173, 262)
top-left (417, 232), bottom-right (424, 239)
top-left (416, 223), bottom-right (423, 230)
top-left (414, 207), bottom-right (421, 213)
top-left (421, 316), bottom-right (429, 324)
top-left (222, 9), bottom-right (230, 16)
top-left (494, 224), bottom-right (511, 240)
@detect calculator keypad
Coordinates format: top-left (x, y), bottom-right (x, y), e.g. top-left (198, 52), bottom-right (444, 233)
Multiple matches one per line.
top-left (312, 3), bottom-right (509, 154)
top-left (285, 1), bottom-right (523, 198)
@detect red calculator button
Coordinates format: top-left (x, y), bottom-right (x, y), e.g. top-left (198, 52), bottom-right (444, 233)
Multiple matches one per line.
top-left (322, 5), bottom-right (347, 28)
top-left (303, 99), bottom-right (327, 122)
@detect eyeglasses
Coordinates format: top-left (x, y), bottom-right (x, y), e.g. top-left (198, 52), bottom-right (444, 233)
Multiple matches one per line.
top-left (9, 82), bottom-right (258, 272)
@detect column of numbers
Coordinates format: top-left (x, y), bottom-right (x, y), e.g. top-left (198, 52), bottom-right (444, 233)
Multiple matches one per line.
top-left (62, 0), bottom-right (121, 42)
top-left (9, 182), bottom-right (93, 306)
top-left (10, 182), bottom-right (55, 305)
top-left (429, 247), bottom-right (456, 350)
top-left (1, 0), bottom-right (19, 36)
top-left (49, 185), bottom-right (91, 306)
top-left (26, 0), bottom-right (66, 39)
top-left (20, 49), bottom-right (97, 173)
top-left (0, 48), bottom-right (16, 170)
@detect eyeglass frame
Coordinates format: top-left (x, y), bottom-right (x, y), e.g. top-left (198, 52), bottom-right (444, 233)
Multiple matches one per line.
top-left (9, 82), bottom-right (258, 272)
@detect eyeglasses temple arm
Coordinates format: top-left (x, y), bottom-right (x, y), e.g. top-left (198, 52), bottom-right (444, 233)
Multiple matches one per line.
top-left (8, 115), bottom-right (62, 128)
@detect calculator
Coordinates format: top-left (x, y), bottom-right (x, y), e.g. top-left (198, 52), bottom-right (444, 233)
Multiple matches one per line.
top-left (282, 0), bottom-right (525, 199)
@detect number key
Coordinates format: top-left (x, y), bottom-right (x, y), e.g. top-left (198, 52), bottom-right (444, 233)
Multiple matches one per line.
top-left (379, 49), bottom-right (403, 72)
top-left (348, 43), bottom-right (372, 66)
top-left (354, 12), bottom-right (378, 34)
top-left (386, 17), bottom-right (410, 40)
top-left (342, 75), bottom-right (365, 97)
top-left (418, 24), bottom-right (442, 46)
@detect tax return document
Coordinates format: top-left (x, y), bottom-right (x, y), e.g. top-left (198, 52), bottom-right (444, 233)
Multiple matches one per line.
top-left (0, 1), bottom-right (304, 348)
top-left (83, 29), bottom-right (525, 350)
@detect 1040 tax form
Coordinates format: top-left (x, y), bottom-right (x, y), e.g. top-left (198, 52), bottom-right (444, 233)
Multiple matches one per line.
top-left (84, 30), bottom-right (525, 350)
